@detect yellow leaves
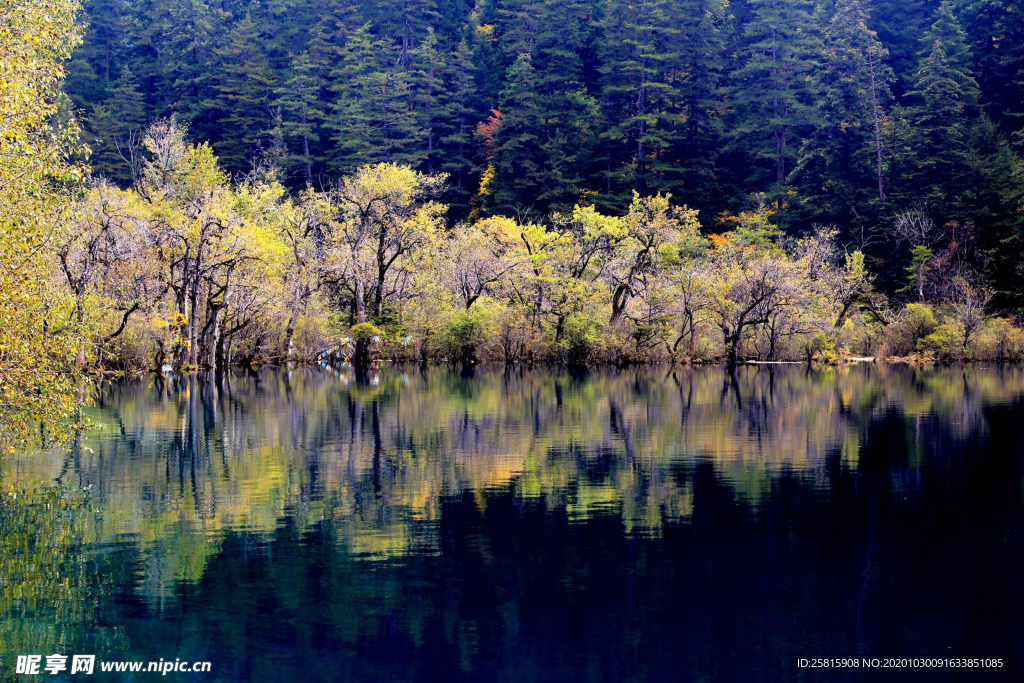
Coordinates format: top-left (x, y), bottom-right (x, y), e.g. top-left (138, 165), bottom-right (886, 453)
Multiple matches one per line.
top-left (478, 163), bottom-right (496, 198)
top-left (472, 215), bottom-right (518, 244)
top-left (571, 203), bottom-right (624, 240)
top-left (709, 232), bottom-right (733, 250)
top-left (1, 0), bottom-right (86, 441)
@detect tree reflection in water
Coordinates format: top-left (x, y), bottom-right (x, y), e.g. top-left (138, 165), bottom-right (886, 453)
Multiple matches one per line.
top-left (2, 365), bottom-right (1023, 681)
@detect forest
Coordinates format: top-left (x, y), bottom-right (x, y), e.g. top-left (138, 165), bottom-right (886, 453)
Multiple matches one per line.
top-left (3, 0), bottom-right (1024, 436)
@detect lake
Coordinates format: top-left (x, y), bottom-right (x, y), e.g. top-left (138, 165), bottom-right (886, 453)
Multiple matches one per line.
top-left (2, 365), bottom-right (1023, 681)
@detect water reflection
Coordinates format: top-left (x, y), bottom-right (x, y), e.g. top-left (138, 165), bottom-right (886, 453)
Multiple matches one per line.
top-left (2, 365), bottom-right (1023, 681)
top-left (6, 366), bottom-right (1024, 572)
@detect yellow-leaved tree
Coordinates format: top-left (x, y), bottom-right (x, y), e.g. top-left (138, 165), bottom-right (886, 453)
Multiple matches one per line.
top-left (0, 0), bottom-right (86, 441)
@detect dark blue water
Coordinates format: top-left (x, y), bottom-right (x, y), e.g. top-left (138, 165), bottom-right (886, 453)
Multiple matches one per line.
top-left (3, 365), bottom-right (1023, 681)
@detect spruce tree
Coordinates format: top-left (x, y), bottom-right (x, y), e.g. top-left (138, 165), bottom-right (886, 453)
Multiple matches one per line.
top-left (437, 38), bottom-right (478, 215)
top-left (918, 0), bottom-right (980, 115)
top-left (213, 14), bottom-right (279, 173)
top-left (901, 42), bottom-right (968, 208)
top-left (528, 0), bottom-right (601, 212)
top-left (670, 0), bottom-right (728, 220)
top-left (599, 0), bottom-right (681, 205)
top-left (85, 104), bottom-right (128, 182)
top-left (154, 0), bottom-right (222, 139)
top-left (85, 66), bottom-right (147, 183)
top-left (328, 24), bottom-right (423, 172)
top-left (729, 0), bottom-right (820, 223)
top-left (109, 65), bottom-right (147, 129)
top-left (957, 0), bottom-right (1024, 140)
top-left (486, 53), bottom-right (544, 215)
top-left (64, 0), bottom-right (127, 108)
top-left (792, 0), bottom-right (892, 229)
top-left (275, 52), bottom-right (326, 186)
top-left (410, 27), bottom-right (446, 174)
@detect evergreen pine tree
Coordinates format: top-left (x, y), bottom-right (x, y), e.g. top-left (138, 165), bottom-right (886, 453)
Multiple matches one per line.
top-left (918, 0), bottom-right (980, 114)
top-left (329, 24), bottom-right (423, 172)
top-left (486, 53), bottom-right (544, 215)
top-left (361, 0), bottom-right (441, 67)
top-left (504, 0), bottom-right (601, 213)
top-left (957, 0), bottom-right (1024, 142)
top-left (155, 0), bottom-right (222, 140)
top-left (900, 42), bottom-right (968, 208)
top-left (109, 65), bottom-right (147, 129)
top-left (410, 27), bottom-right (446, 174)
top-left (84, 103), bottom-right (128, 182)
top-left (599, 0), bottom-right (681, 205)
top-left (275, 52), bottom-right (326, 186)
top-left (437, 38), bottom-right (478, 215)
top-left (64, 0), bottom-right (127, 109)
top-left (728, 0), bottom-right (820, 223)
top-left (670, 0), bottom-right (728, 219)
top-left (213, 13), bottom-right (279, 173)
top-left (792, 0), bottom-right (892, 229)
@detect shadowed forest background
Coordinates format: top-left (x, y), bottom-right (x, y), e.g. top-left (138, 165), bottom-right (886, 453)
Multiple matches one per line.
top-left (69, 0), bottom-right (1023, 269)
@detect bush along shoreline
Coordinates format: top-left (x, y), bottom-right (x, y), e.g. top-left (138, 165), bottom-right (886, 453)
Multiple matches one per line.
top-left (62, 121), bottom-right (1023, 376)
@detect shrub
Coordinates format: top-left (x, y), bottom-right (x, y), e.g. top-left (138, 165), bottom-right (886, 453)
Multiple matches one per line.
top-left (884, 303), bottom-right (937, 357)
top-left (436, 305), bottom-right (497, 365)
top-left (350, 322), bottom-right (384, 341)
top-left (918, 322), bottom-right (965, 361)
top-left (973, 318), bottom-right (1024, 361)
top-left (557, 313), bottom-right (601, 366)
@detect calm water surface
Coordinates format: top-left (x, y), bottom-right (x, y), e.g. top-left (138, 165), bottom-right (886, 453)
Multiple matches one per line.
top-left (3, 365), bottom-right (1024, 681)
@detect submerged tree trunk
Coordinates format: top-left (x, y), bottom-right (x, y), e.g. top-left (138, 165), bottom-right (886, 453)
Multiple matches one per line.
top-left (724, 327), bottom-right (741, 369)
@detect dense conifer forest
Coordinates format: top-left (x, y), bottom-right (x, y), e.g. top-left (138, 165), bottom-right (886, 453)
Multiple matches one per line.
top-left (66, 0), bottom-right (1024, 294)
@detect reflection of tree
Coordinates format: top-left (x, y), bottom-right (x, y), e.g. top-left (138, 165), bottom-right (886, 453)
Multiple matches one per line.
top-left (0, 483), bottom-right (126, 657)
top-left (4, 365), bottom-right (1023, 600)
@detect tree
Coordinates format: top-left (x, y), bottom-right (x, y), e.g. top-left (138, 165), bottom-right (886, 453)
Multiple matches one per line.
top-left (606, 193), bottom-right (700, 326)
top-left (109, 65), bottom-right (147, 129)
top-left (87, 65), bottom-right (146, 182)
top-left (328, 24), bottom-right (422, 172)
top-left (791, 0), bottom-right (891, 229)
top-left (701, 208), bottom-right (807, 367)
top-left (728, 0), bottom-right (820, 222)
top-left (437, 38), bottom-right (477, 215)
top-left (275, 51), bottom-right (326, 186)
top-left (440, 217), bottom-right (524, 309)
top-left (669, 0), bottom-right (728, 218)
top-left (486, 53), bottom-right (544, 215)
top-left (148, 0), bottom-right (223, 141)
top-left (1, 0), bottom-right (86, 439)
top-left (212, 13), bottom-right (279, 173)
top-left (899, 42), bottom-right (969, 207)
top-left (900, 245), bottom-right (934, 303)
top-left (525, 0), bottom-right (601, 213)
top-left (410, 27), bottom-right (446, 175)
top-left (919, 0), bottom-right (980, 114)
top-left (314, 164), bottom-right (446, 329)
top-left (599, 0), bottom-right (681, 203)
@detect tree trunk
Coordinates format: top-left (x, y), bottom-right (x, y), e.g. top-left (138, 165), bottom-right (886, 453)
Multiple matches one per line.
top-left (724, 323), bottom-right (743, 369)
top-left (355, 279), bottom-right (367, 324)
top-left (154, 339), bottom-right (166, 373)
top-left (610, 285), bottom-right (630, 326)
